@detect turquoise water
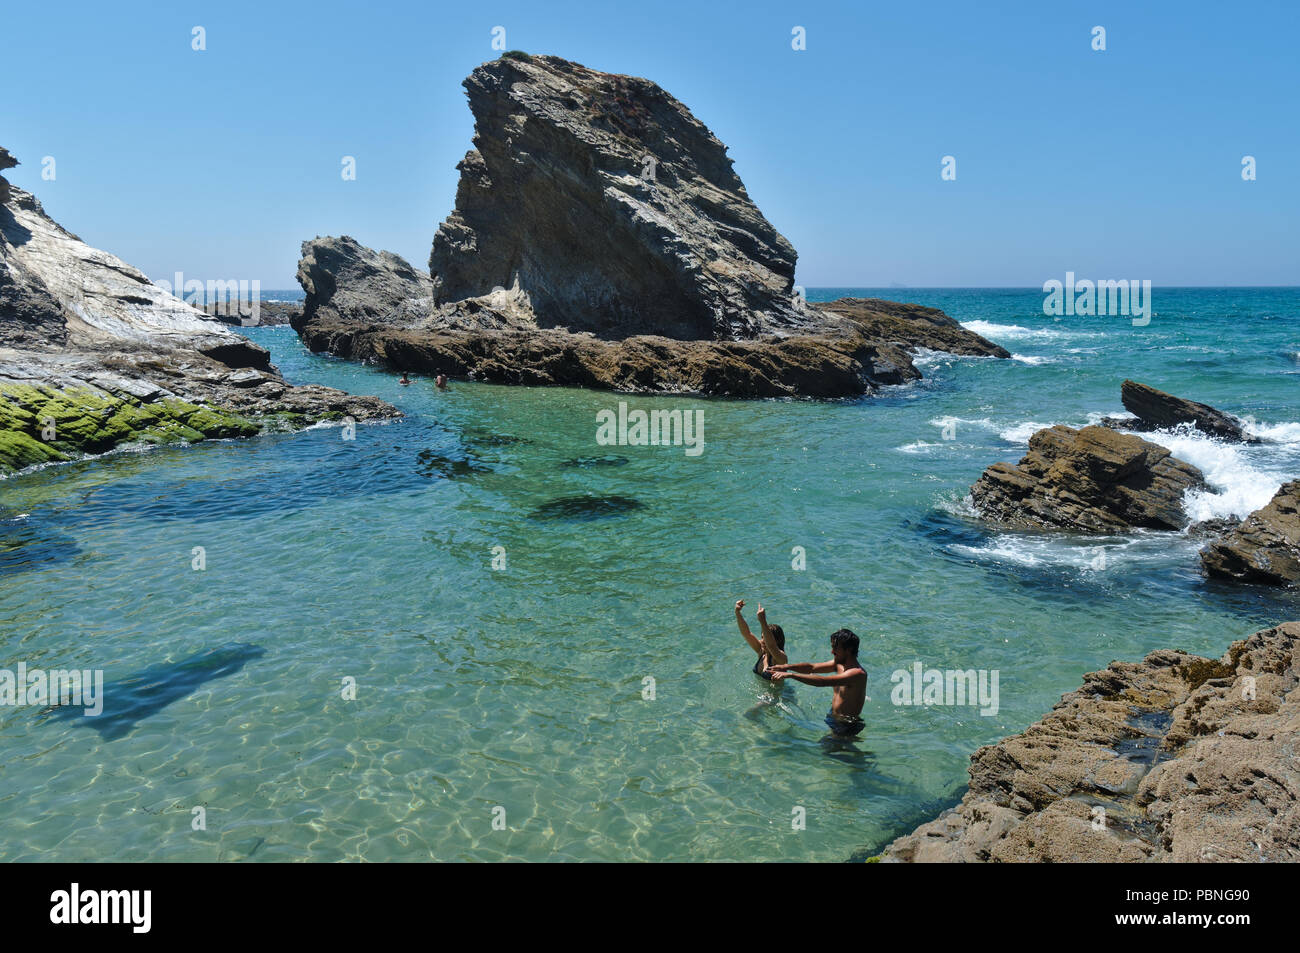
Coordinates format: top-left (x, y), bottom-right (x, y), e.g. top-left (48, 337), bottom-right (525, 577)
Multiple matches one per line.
top-left (3, 287), bottom-right (1299, 862)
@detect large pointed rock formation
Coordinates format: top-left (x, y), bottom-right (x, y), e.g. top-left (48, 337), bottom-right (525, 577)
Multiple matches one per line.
top-left (293, 54), bottom-right (1007, 398)
top-left (428, 52), bottom-right (810, 341)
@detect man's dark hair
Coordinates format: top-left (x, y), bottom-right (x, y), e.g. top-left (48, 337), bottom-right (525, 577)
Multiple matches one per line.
top-left (830, 628), bottom-right (858, 656)
top-left (768, 623), bottom-right (786, 651)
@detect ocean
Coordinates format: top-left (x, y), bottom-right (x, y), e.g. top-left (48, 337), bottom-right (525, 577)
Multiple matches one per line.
top-left (2, 287), bottom-right (1298, 861)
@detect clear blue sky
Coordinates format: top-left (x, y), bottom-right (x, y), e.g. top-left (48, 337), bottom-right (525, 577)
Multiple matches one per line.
top-left (4, 0), bottom-right (1297, 288)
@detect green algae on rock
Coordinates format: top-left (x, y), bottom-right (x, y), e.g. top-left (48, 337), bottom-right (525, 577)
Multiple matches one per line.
top-left (0, 384), bottom-right (261, 475)
top-left (0, 144), bottom-right (397, 478)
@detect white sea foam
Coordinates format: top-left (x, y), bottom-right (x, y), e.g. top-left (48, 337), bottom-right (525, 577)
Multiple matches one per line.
top-left (928, 415), bottom-right (996, 431)
top-left (951, 532), bottom-right (1193, 572)
top-left (910, 348), bottom-right (949, 371)
top-left (898, 441), bottom-right (942, 454)
top-left (961, 320), bottom-right (1096, 342)
top-left (910, 346), bottom-right (999, 371)
top-left (936, 492), bottom-right (979, 520)
top-left (1247, 419), bottom-right (1300, 443)
top-left (998, 420), bottom-right (1054, 443)
top-left (951, 537), bottom-right (1047, 567)
top-left (1010, 353), bottom-right (1053, 365)
top-left (1134, 423), bottom-right (1299, 523)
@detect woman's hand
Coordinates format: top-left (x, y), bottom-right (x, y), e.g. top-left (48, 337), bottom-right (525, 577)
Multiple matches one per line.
top-left (756, 604), bottom-right (766, 619)
top-left (735, 599), bottom-right (745, 613)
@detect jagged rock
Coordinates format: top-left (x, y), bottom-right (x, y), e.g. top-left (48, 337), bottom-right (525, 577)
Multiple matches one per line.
top-left (1186, 517), bottom-right (1239, 539)
top-left (0, 147), bottom-right (15, 206)
top-left (429, 53), bottom-right (811, 340)
top-left (292, 56), bottom-right (1006, 398)
top-left (1201, 480), bottom-right (1300, 586)
top-left (1101, 380), bottom-right (1258, 443)
top-left (970, 424), bottom-right (1206, 532)
top-left (297, 235), bottom-right (434, 329)
top-left (0, 148), bottom-right (397, 475)
top-left (880, 622), bottom-right (1300, 863)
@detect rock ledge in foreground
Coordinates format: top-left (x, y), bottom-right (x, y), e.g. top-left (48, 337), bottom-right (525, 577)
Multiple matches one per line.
top-left (879, 622), bottom-right (1300, 862)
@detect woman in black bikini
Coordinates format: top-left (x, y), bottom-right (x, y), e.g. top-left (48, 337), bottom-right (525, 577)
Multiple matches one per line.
top-left (734, 599), bottom-right (788, 681)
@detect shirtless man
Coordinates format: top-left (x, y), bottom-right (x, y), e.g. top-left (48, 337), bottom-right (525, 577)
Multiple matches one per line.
top-left (734, 599), bottom-right (788, 683)
top-left (770, 629), bottom-right (867, 736)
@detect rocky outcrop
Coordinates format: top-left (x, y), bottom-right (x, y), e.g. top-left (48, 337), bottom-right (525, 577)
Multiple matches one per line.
top-left (880, 622), bottom-right (1300, 863)
top-left (429, 52), bottom-right (811, 341)
top-left (1102, 379), bottom-right (1258, 443)
top-left (813, 298), bottom-right (1008, 359)
top-left (298, 236), bottom-right (434, 330)
top-left (0, 148), bottom-right (15, 206)
top-left (0, 148), bottom-right (396, 476)
top-left (970, 424), bottom-right (1206, 532)
top-left (1201, 480), bottom-right (1300, 586)
top-left (203, 299), bottom-right (299, 327)
top-left (293, 236), bottom-right (1004, 398)
top-left (292, 55), bottom-right (1007, 398)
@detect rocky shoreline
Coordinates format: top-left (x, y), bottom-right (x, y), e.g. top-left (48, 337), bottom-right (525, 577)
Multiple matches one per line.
top-left (0, 147), bottom-right (396, 477)
top-left (293, 239), bottom-right (1005, 397)
top-left (905, 378), bottom-right (1300, 862)
top-left (878, 621), bottom-right (1300, 862)
top-left (291, 55), bottom-right (1007, 398)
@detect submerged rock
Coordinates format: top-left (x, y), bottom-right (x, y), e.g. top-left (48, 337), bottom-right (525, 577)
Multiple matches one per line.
top-left (559, 455), bottom-right (629, 469)
top-left (881, 622), bottom-right (1300, 862)
top-left (43, 643), bottom-right (266, 741)
top-left (1201, 480), bottom-right (1300, 586)
top-left (1101, 380), bottom-right (1258, 443)
top-left (292, 55), bottom-right (1006, 398)
top-left (0, 147), bottom-right (397, 475)
top-left (415, 449), bottom-right (491, 479)
top-left (529, 494), bottom-right (644, 521)
top-left (970, 424), bottom-right (1206, 532)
